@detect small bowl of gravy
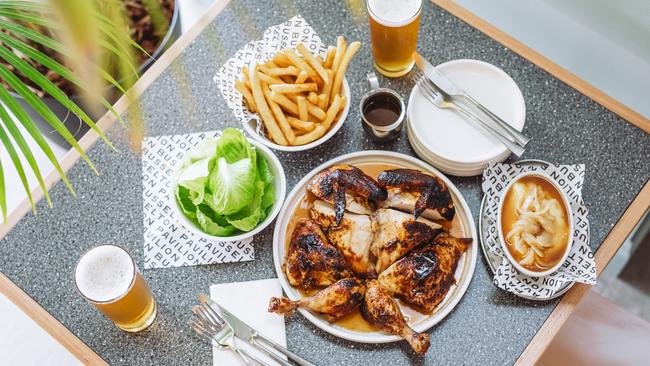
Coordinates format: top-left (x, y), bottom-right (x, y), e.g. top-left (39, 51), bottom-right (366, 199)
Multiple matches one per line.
top-left (497, 171), bottom-right (574, 277)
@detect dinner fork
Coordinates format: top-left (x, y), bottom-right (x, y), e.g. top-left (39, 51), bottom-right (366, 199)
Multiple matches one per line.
top-left (417, 77), bottom-right (525, 157)
top-left (190, 303), bottom-right (270, 366)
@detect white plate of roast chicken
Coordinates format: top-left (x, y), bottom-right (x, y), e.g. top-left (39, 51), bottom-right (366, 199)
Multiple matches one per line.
top-left (269, 151), bottom-right (477, 355)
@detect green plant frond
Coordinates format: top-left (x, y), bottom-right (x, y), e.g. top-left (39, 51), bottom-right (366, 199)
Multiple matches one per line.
top-left (97, 37), bottom-right (139, 78)
top-left (0, 63), bottom-right (98, 175)
top-left (0, 1), bottom-right (48, 12)
top-left (0, 83), bottom-right (75, 197)
top-left (0, 9), bottom-right (58, 29)
top-left (0, 157), bottom-right (5, 221)
top-left (0, 105), bottom-right (50, 208)
top-left (0, 19), bottom-right (62, 52)
top-left (0, 46), bottom-right (115, 151)
top-left (94, 11), bottom-right (151, 58)
top-left (0, 119), bottom-right (36, 212)
top-left (0, 32), bottom-right (127, 127)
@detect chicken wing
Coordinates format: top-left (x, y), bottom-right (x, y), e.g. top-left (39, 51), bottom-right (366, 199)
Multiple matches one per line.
top-left (308, 164), bottom-right (387, 226)
top-left (361, 280), bottom-right (430, 355)
top-left (378, 235), bottom-right (472, 313)
top-left (378, 169), bottom-right (455, 221)
top-left (269, 278), bottom-right (366, 322)
top-left (309, 200), bottom-right (376, 278)
top-left (284, 219), bottom-right (353, 289)
top-left (371, 208), bottom-right (442, 274)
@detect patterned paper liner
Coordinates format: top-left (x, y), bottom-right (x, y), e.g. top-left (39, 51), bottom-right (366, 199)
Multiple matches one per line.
top-left (482, 162), bottom-right (595, 299)
top-left (213, 15), bottom-right (326, 135)
top-left (141, 130), bottom-right (254, 269)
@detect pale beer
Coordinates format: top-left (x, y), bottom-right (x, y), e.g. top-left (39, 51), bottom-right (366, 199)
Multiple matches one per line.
top-left (75, 245), bottom-right (157, 332)
top-left (367, 0), bottom-right (422, 77)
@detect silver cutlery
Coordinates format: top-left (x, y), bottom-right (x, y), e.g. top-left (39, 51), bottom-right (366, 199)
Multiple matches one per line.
top-left (190, 300), bottom-right (270, 366)
top-left (417, 76), bottom-right (526, 157)
top-left (414, 52), bottom-right (530, 148)
top-left (198, 293), bottom-right (317, 366)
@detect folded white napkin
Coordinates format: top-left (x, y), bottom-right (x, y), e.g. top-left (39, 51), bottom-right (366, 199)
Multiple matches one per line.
top-left (210, 279), bottom-right (286, 366)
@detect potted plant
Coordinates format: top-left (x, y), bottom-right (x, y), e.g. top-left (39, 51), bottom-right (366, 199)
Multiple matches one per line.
top-left (0, 0), bottom-right (181, 221)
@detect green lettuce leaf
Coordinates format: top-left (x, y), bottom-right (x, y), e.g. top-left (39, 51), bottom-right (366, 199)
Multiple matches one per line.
top-left (175, 186), bottom-right (197, 220)
top-left (207, 156), bottom-right (256, 215)
top-left (179, 176), bottom-right (206, 205)
top-left (196, 204), bottom-right (237, 237)
top-left (226, 180), bottom-right (265, 231)
top-left (216, 128), bottom-right (256, 164)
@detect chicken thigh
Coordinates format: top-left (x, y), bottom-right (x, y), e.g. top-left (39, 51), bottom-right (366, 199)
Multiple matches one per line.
top-left (378, 235), bottom-right (472, 313)
top-left (371, 208), bottom-right (442, 274)
top-left (361, 280), bottom-right (430, 355)
top-left (268, 278), bottom-right (366, 322)
top-left (308, 164), bottom-right (387, 226)
top-left (309, 200), bottom-right (376, 278)
top-left (284, 219), bottom-right (352, 289)
top-left (378, 169), bottom-right (455, 221)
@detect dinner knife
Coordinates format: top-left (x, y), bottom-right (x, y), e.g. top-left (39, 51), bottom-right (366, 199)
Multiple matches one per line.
top-left (414, 52), bottom-right (531, 147)
top-left (200, 295), bottom-right (317, 366)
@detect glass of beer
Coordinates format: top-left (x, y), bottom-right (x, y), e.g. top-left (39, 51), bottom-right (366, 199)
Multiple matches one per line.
top-left (367, 0), bottom-right (423, 77)
top-left (74, 245), bottom-right (157, 332)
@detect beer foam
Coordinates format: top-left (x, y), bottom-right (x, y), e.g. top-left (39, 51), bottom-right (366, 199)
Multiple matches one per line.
top-left (75, 245), bottom-right (135, 302)
top-left (368, 0), bottom-right (422, 27)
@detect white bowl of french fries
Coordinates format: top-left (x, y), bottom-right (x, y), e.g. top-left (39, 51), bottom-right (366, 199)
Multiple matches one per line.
top-left (234, 36), bottom-right (360, 151)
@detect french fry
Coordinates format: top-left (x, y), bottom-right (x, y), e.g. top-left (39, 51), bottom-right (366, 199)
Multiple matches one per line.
top-left (321, 94), bottom-right (342, 130)
top-left (287, 116), bottom-right (316, 132)
top-left (297, 96), bottom-right (308, 121)
top-left (331, 36), bottom-right (347, 73)
top-left (270, 83), bottom-right (318, 94)
top-left (293, 125), bottom-right (327, 145)
top-left (321, 69), bottom-right (334, 108)
top-left (265, 60), bottom-right (279, 68)
top-left (339, 95), bottom-right (348, 113)
top-left (324, 46), bottom-right (336, 68)
top-left (242, 66), bottom-right (251, 89)
top-left (235, 80), bottom-right (256, 112)
top-left (260, 65), bottom-right (300, 77)
top-left (262, 81), bottom-right (296, 144)
top-left (306, 100), bottom-right (326, 120)
top-left (297, 43), bottom-right (329, 84)
top-left (273, 52), bottom-right (292, 67)
top-left (257, 72), bottom-right (284, 85)
top-left (331, 41), bottom-right (360, 103)
top-left (283, 49), bottom-right (321, 83)
top-left (270, 91), bottom-right (300, 116)
top-left (295, 70), bottom-right (309, 84)
top-left (317, 93), bottom-right (328, 110)
top-left (249, 68), bottom-right (288, 145)
top-left (308, 91), bottom-right (318, 105)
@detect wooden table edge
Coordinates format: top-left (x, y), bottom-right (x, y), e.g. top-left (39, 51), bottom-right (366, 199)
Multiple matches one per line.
top-left (0, 0), bottom-right (647, 364)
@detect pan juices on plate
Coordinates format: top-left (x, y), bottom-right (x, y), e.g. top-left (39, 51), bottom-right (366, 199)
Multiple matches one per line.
top-left (269, 164), bottom-right (472, 355)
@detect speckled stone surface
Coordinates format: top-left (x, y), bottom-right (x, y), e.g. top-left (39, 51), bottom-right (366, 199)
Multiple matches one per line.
top-left (1, 1), bottom-right (649, 365)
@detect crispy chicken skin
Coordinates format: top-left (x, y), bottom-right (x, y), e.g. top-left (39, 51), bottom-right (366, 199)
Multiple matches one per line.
top-left (308, 164), bottom-right (387, 226)
top-left (371, 209), bottom-right (442, 274)
top-left (377, 169), bottom-right (455, 221)
top-left (269, 278), bottom-right (366, 322)
top-left (309, 200), bottom-right (376, 278)
top-left (361, 280), bottom-right (430, 355)
top-left (378, 235), bottom-right (472, 313)
top-left (284, 219), bottom-right (352, 290)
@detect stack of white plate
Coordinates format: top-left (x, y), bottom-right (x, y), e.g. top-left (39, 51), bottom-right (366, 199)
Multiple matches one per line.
top-left (407, 59), bottom-right (526, 176)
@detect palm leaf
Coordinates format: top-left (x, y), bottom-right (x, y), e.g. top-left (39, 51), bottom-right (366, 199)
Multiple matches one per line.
top-left (0, 118), bottom-right (36, 212)
top-left (0, 157), bottom-right (5, 221)
top-left (0, 80), bottom-right (75, 197)
top-left (0, 8), bottom-right (57, 28)
top-left (0, 63), bottom-right (98, 175)
top-left (0, 46), bottom-right (115, 151)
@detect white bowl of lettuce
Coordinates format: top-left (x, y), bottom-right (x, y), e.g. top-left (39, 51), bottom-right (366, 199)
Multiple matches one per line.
top-left (172, 128), bottom-right (286, 241)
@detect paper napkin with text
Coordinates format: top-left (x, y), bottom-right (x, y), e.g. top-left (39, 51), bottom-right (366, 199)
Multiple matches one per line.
top-left (482, 162), bottom-right (595, 299)
top-left (141, 130), bottom-right (254, 269)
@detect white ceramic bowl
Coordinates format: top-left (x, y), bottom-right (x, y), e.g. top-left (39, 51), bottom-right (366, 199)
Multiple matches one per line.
top-left (243, 79), bottom-right (350, 152)
top-left (272, 151), bottom-right (478, 343)
top-left (171, 137), bottom-right (286, 242)
top-left (497, 171), bottom-right (574, 277)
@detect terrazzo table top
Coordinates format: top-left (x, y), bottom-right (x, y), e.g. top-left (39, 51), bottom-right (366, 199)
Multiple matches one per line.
top-left (2, 1), bottom-right (649, 365)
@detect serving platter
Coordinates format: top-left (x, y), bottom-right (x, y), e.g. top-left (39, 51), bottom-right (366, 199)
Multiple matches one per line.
top-left (477, 159), bottom-right (574, 301)
top-left (272, 151), bottom-right (478, 343)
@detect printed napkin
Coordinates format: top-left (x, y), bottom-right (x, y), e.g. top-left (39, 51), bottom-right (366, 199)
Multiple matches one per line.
top-left (213, 15), bottom-right (326, 135)
top-left (210, 279), bottom-right (286, 366)
top-left (141, 130), bottom-right (254, 269)
top-left (482, 163), bottom-right (595, 299)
